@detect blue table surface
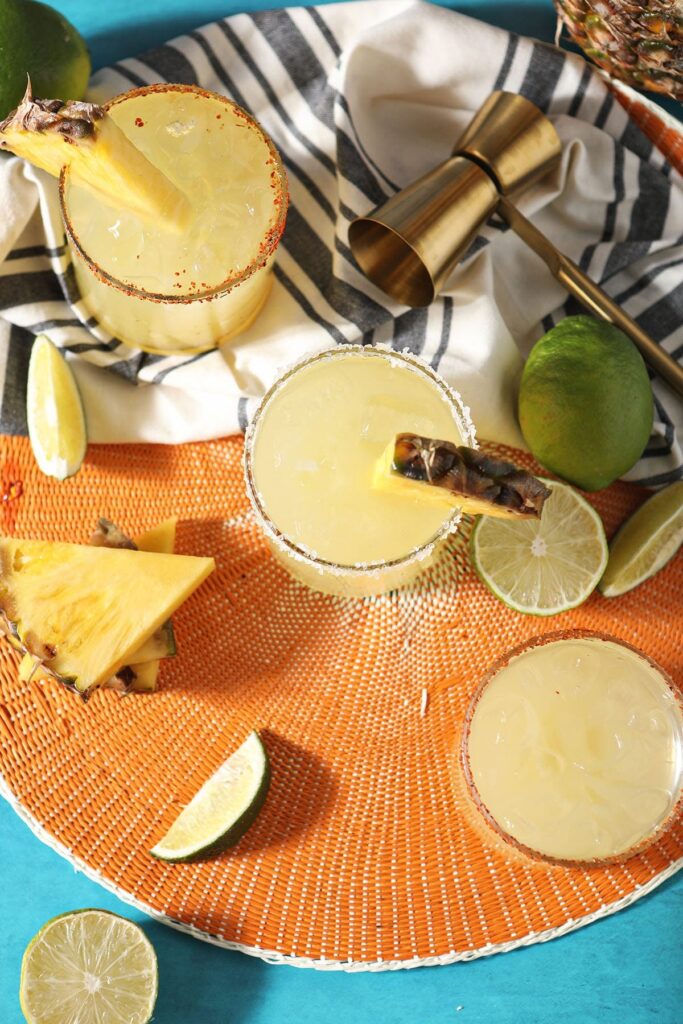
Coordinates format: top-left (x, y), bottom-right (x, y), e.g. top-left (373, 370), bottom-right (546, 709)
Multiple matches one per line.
top-left (1, 2), bottom-right (682, 1022)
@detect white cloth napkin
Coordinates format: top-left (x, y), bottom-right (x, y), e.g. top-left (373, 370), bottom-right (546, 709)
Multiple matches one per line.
top-left (1, 0), bottom-right (682, 486)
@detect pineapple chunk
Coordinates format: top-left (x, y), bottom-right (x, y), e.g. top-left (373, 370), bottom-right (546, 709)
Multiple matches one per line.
top-left (374, 434), bottom-right (550, 519)
top-left (91, 517), bottom-right (179, 693)
top-left (134, 517), bottom-right (178, 555)
top-left (127, 518), bottom-right (178, 693)
top-left (126, 620), bottom-right (176, 663)
top-left (0, 537), bottom-right (214, 697)
top-left (0, 83), bottom-right (191, 231)
top-left (123, 659), bottom-right (161, 694)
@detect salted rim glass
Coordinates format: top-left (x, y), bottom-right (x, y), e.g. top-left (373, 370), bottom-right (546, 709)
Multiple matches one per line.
top-left (243, 345), bottom-right (477, 586)
top-left (461, 629), bottom-right (683, 868)
top-left (59, 83), bottom-right (289, 305)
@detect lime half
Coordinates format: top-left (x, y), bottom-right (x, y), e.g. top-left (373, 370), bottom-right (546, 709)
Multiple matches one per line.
top-left (471, 480), bottom-right (608, 615)
top-left (20, 909), bottom-right (157, 1024)
top-left (151, 731), bottom-right (270, 862)
top-left (599, 481), bottom-right (683, 597)
top-left (26, 335), bottom-right (87, 479)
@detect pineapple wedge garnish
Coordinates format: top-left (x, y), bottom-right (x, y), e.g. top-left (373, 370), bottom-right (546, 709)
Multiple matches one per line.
top-left (0, 81), bottom-right (191, 231)
top-left (375, 433), bottom-right (551, 519)
top-left (0, 535), bottom-right (213, 698)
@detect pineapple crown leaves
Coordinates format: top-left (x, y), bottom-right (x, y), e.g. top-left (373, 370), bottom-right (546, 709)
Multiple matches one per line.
top-left (0, 77), bottom-right (104, 140)
top-left (392, 433), bottom-right (551, 518)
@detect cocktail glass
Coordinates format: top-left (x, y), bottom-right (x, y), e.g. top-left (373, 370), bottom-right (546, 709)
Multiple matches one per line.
top-left (60, 84), bottom-right (288, 355)
top-left (244, 345), bottom-right (476, 598)
top-left (462, 630), bottom-right (683, 865)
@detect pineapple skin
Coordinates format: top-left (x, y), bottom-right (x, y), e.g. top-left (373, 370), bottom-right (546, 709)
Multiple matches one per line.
top-left (555, 0), bottom-right (683, 98)
top-left (375, 435), bottom-right (550, 519)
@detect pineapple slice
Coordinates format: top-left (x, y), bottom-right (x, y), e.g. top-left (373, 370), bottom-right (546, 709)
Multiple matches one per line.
top-left (96, 517), bottom-right (178, 692)
top-left (0, 82), bottom-right (191, 231)
top-left (127, 518), bottom-right (178, 693)
top-left (375, 434), bottom-right (551, 519)
top-left (15, 586), bottom-right (174, 692)
top-left (90, 517), bottom-right (178, 693)
top-left (0, 536), bottom-right (214, 697)
top-left (126, 620), bottom-right (176, 663)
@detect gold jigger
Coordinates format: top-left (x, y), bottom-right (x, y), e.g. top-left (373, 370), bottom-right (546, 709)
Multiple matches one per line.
top-left (455, 91), bottom-right (562, 195)
top-left (349, 156), bottom-right (498, 307)
top-left (349, 91), bottom-right (683, 398)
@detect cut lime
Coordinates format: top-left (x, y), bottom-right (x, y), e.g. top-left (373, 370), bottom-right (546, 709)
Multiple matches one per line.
top-left (19, 909), bottom-right (157, 1024)
top-left (151, 731), bottom-right (270, 862)
top-left (26, 334), bottom-right (87, 480)
top-left (599, 481), bottom-right (683, 597)
top-left (470, 480), bottom-right (608, 615)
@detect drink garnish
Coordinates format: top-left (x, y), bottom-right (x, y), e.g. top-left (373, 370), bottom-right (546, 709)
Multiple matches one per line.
top-left (470, 480), bottom-right (608, 615)
top-left (0, 81), bottom-right (191, 229)
top-left (381, 433), bottom-right (551, 519)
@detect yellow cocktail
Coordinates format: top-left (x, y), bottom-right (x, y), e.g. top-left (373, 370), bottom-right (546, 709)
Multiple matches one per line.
top-left (244, 346), bottom-right (475, 597)
top-left (463, 632), bottom-right (683, 863)
top-left (60, 84), bottom-right (287, 355)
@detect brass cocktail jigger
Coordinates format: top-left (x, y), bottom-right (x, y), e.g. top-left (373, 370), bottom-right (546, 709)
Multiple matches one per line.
top-left (349, 91), bottom-right (683, 397)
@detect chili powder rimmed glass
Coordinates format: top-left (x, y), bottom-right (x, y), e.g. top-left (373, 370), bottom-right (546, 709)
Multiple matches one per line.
top-left (244, 345), bottom-right (476, 598)
top-left (461, 629), bottom-right (683, 867)
top-left (59, 83), bottom-right (288, 356)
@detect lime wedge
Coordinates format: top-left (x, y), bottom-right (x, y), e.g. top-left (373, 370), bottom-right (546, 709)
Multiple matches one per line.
top-left (470, 480), bottom-right (608, 615)
top-left (20, 909), bottom-right (157, 1024)
top-left (599, 481), bottom-right (683, 597)
top-left (150, 731), bottom-right (270, 862)
top-left (26, 335), bottom-right (87, 480)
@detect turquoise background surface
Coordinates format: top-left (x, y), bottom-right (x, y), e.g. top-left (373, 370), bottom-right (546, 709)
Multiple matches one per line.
top-left (1, 1), bottom-right (682, 1021)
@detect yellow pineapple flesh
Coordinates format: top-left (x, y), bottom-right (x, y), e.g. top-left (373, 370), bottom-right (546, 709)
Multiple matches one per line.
top-left (89, 516), bottom-right (179, 693)
top-left (127, 518), bottom-right (178, 693)
top-left (0, 536), bottom-right (214, 696)
top-left (0, 82), bottom-right (191, 230)
top-left (134, 518), bottom-right (178, 555)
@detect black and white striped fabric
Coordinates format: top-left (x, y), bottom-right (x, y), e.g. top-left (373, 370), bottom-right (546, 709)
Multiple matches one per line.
top-left (0, 0), bottom-right (681, 485)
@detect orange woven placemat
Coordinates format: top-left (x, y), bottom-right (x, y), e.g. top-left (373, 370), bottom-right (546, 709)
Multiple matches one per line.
top-left (0, 434), bottom-right (681, 968)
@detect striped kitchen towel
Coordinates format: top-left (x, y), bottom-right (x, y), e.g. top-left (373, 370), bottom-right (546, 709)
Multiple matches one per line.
top-left (0, 0), bottom-right (681, 485)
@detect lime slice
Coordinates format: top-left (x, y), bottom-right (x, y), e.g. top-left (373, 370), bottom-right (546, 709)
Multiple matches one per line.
top-left (26, 335), bottom-right (87, 480)
top-left (151, 731), bottom-right (270, 862)
top-left (20, 909), bottom-right (157, 1024)
top-left (599, 481), bottom-right (683, 597)
top-left (470, 480), bottom-right (608, 615)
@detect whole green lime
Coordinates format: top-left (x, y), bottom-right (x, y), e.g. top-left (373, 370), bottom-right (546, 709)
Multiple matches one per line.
top-left (0, 0), bottom-right (90, 119)
top-left (518, 316), bottom-right (654, 491)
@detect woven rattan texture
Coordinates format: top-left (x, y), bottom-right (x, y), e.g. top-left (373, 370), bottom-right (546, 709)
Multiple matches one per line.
top-left (0, 434), bottom-right (681, 965)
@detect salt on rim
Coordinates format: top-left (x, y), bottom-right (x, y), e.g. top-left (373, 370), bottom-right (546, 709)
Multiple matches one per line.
top-left (243, 344), bottom-right (477, 581)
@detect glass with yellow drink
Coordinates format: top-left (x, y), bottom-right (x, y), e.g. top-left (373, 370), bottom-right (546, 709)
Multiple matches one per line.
top-left (61, 84), bottom-right (287, 355)
top-left (244, 346), bottom-right (476, 597)
top-left (463, 631), bottom-right (683, 864)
